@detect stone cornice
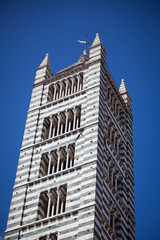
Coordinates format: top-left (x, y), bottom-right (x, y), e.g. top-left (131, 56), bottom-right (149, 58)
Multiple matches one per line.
top-left (13, 159), bottom-right (97, 190)
top-left (20, 120), bottom-right (99, 152)
top-left (5, 203), bottom-right (96, 234)
top-left (32, 63), bottom-right (89, 88)
top-left (28, 83), bottom-right (100, 113)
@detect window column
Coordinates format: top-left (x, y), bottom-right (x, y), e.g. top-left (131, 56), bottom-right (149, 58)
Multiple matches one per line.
top-left (113, 132), bottom-right (117, 150)
top-left (76, 75), bottom-right (80, 91)
top-left (115, 174), bottom-right (120, 191)
top-left (117, 138), bottom-right (120, 155)
top-left (53, 85), bottom-right (57, 101)
top-left (71, 77), bottom-right (75, 94)
top-left (49, 116), bottom-right (53, 138)
top-left (66, 146), bottom-right (70, 168)
top-left (111, 167), bottom-right (114, 185)
top-left (57, 149), bottom-right (61, 172)
top-left (109, 89), bottom-right (112, 103)
top-left (57, 113), bottom-right (61, 135)
top-left (59, 82), bottom-right (63, 98)
top-left (56, 188), bottom-right (60, 215)
top-left (112, 213), bottom-right (116, 232)
top-left (47, 152), bottom-right (52, 175)
top-left (65, 111), bottom-right (69, 132)
top-left (47, 191), bottom-right (51, 217)
top-left (73, 107), bottom-right (77, 130)
top-left (65, 79), bottom-right (69, 96)
top-left (110, 126), bottom-right (114, 144)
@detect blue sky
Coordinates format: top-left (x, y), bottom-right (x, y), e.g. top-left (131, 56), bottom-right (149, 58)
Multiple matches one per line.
top-left (0, 0), bottom-right (160, 239)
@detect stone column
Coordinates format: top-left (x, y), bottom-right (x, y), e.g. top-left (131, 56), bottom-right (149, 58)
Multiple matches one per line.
top-left (113, 132), bottom-right (117, 150)
top-left (112, 214), bottom-right (115, 232)
top-left (71, 77), bottom-right (75, 94)
top-left (76, 117), bottom-right (79, 128)
top-left (65, 111), bottom-right (69, 132)
top-left (60, 201), bottom-right (64, 213)
top-left (49, 116), bottom-right (53, 138)
top-left (110, 126), bottom-right (113, 144)
top-left (117, 107), bottom-right (120, 119)
top-left (107, 164), bottom-right (110, 178)
top-left (66, 147), bottom-right (70, 168)
top-left (51, 193), bottom-right (57, 216)
top-left (71, 155), bottom-right (74, 167)
top-left (73, 107), bottom-right (77, 130)
top-left (57, 113), bottom-right (61, 135)
top-left (76, 108), bottom-right (80, 128)
top-left (47, 152), bottom-right (52, 175)
top-left (111, 168), bottom-right (114, 185)
top-left (74, 78), bottom-right (77, 93)
top-left (53, 85), bottom-right (57, 100)
top-left (47, 192), bottom-right (51, 217)
top-left (65, 80), bottom-right (69, 96)
top-left (56, 189), bottom-right (61, 215)
top-left (117, 139), bottom-right (120, 155)
top-left (68, 120), bottom-right (71, 131)
top-left (61, 157), bottom-right (64, 171)
top-left (109, 90), bottom-right (111, 103)
top-left (60, 122), bottom-right (64, 135)
top-left (57, 149), bottom-right (61, 172)
top-left (52, 123), bottom-right (56, 137)
top-left (115, 175), bottom-right (118, 191)
top-left (59, 82), bottom-right (63, 98)
top-left (47, 235), bottom-right (50, 240)
top-left (68, 81), bottom-right (71, 95)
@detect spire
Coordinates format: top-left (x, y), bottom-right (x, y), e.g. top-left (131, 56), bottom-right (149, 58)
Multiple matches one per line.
top-left (34, 53), bottom-right (53, 84)
top-left (89, 33), bottom-right (107, 64)
top-left (119, 79), bottom-right (127, 94)
top-left (38, 53), bottom-right (51, 72)
top-left (119, 79), bottom-right (132, 112)
top-left (91, 33), bottom-right (101, 47)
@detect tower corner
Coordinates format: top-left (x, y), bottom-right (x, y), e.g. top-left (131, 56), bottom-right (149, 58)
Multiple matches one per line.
top-left (34, 53), bottom-right (53, 85)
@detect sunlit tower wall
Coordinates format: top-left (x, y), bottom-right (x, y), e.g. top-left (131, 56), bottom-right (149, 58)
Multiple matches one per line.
top-left (5, 33), bottom-right (135, 240)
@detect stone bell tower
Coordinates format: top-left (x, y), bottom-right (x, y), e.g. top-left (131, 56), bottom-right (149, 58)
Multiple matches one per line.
top-left (5, 33), bottom-right (135, 240)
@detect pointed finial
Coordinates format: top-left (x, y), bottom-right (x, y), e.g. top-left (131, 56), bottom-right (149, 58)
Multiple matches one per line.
top-left (91, 33), bottom-right (101, 47)
top-left (78, 49), bottom-right (89, 63)
top-left (119, 79), bottom-right (127, 94)
top-left (38, 53), bottom-right (50, 69)
top-left (119, 79), bottom-right (132, 109)
top-left (83, 50), bottom-right (88, 55)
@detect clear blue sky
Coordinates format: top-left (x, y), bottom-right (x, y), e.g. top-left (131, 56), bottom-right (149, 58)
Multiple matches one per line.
top-left (0, 0), bottom-right (160, 239)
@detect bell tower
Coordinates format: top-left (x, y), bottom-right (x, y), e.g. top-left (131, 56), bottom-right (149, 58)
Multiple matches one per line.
top-left (5, 34), bottom-right (135, 240)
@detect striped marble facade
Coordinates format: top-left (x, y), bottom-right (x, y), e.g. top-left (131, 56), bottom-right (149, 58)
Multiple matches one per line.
top-left (5, 33), bottom-right (135, 240)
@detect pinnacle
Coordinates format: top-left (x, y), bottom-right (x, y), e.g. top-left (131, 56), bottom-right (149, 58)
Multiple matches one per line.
top-left (119, 79), bottom-right (127, 94)
top-left (38, 53), bottom-right (51, 69)
top-left (91, 33), bottom-right (101, 47)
